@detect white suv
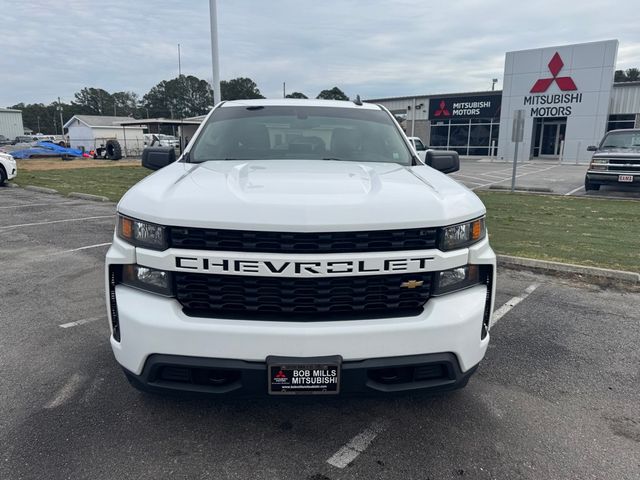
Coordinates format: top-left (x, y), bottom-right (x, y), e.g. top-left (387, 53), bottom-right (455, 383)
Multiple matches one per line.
top-left (0, 152), bottom-right (17, 185)
top-left (106, 99), bottom-right (496, 396)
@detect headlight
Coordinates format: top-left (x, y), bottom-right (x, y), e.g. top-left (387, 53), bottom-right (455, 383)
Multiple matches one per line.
top-left (117, 214), bottom-right (167, 250)
top-left (590, 158), bottom-right (607, 171)
top-left (122, 264), bottom-right (174, 296)
top-left (432, 265), bottom-right (481, 295)
top-left (439, 217), bottom-right (486, 251)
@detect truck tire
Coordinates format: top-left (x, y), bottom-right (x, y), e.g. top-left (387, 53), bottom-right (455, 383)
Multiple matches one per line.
top-left (584, 175), bottom-right (600, 191)
top-left (0, 165), bottom-right (6, 185)
top-left (105, 140), bottom-right (122, 160)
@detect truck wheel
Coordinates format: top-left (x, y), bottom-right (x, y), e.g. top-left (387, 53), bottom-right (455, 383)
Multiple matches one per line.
top-left (584, 176), bottom-right (600, 191)
top-left (105, 140), bottom-right (122, 160)
top-left (0, 166), bottom-right (6, 185)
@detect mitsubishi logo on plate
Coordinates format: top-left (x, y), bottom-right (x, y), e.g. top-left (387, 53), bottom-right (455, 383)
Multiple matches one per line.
top-left (434, 100), bottom-right (450, 117)
top-left (530, 52), bottom-right (578, 93)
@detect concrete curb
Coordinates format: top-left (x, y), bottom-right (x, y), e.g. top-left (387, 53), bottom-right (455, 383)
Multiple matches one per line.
top-left (489, 185), bottom-right (553, 193)
top-left (24, 185), bottom-right (59, 194)
top-left (497, 254), bottom-right (639, 285)
top-left (69, 192), bottom-right (110, 202)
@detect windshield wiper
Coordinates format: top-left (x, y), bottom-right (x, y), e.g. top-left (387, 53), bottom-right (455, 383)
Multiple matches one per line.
top-left (602, 145), bottom-right (628, 149)
top-left (322, 157), bottom-right (344, 161)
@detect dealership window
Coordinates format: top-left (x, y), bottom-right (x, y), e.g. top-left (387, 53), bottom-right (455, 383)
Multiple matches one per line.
top-left (607, 114), bottom-right (635, 131)
top-left (428, 118), bottom-right (499, 156)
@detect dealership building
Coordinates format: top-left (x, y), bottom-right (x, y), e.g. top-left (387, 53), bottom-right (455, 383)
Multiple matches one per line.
top-left (369, 40), bottom-right (640, 164)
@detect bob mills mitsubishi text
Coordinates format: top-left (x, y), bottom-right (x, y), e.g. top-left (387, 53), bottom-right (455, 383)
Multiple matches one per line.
top-left (105, 98), bottom-right (496, 397)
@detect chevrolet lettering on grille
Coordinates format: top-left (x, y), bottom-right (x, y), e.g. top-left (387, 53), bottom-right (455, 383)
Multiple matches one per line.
top-left (175, 256), bottom-right (436, 276)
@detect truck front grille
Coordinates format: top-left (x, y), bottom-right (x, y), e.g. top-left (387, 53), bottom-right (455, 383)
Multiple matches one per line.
top-left (175, 272), bottom-right (432, 320)
top-left (603, 157), bottom-right (640, 172)
top-left (169, 227), bottom-right (438, 253)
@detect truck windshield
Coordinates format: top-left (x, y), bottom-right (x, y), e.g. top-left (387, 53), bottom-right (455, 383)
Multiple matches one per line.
top-left (189, 105), bottom-right (413, 165)
top-left (600, 131), bottom-right (640, 151)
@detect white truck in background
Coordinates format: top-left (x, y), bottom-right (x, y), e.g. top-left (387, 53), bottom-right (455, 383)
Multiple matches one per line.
top-left (408, 136), bottom-right (428, 162)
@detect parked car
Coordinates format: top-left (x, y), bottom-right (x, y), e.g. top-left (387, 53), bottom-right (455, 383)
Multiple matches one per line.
top-left (0, 152), bottom-right (17, 185)
top-left (12, 135), bottom-right (35, 145)
top-left (407, 136), bottom-right (428, 162)
top-left (143, 134), bottom-right (179, 148)
top-left (106, 99), bottom-right (496, 397)
top-left (0, 135), bottom-right (12, 146)
top-left (585, 128), bottom-right (640, 191)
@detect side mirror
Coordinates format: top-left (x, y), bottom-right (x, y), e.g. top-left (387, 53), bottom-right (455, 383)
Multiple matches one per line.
top-left (425, 150), bottom-right (459, 174)
top-left (587, 145), bottom-right (598, 151)
top-left (142, 147), bottom-right (176, 170)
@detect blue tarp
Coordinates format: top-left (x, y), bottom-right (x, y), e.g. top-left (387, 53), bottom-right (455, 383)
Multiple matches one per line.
top-left (9, 142), bottom-right (85, 159)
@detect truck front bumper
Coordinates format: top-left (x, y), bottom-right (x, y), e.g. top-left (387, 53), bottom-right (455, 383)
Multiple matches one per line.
top-left (586, 171), bottom-right (640, 186)
top-left (123, 352), bottom-right (477, 396)
top-left (109, 281), bottom-right (491, 394)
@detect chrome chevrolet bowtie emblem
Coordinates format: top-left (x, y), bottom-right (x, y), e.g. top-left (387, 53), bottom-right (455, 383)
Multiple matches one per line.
top-left (400, 280), bottom-right (424, 289)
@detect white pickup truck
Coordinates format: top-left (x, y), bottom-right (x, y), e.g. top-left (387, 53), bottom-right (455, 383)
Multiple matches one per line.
top-left (105, 99), bottom-right (496, 396)
top-left (407, 136), bottom-right (428, 162)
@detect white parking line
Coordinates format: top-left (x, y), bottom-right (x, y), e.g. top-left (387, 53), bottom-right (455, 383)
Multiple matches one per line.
top-left (452, 173), bottom-right (502, 183)
top-left (491, 283), bottom-right (540, 327)
top-left (0, 215), bottom-right (114, 230)
top-left (60, 242), bottom-right (112, 254)
top-left (0, 201), bottom-right (79, 210)
top-left (59, 316), bottom-right (104, 329)
top-left (564, 185), bottom-right (584, 196)
top-left (326, 419), bottom-right (389, 469)
top-left (44, 374), bottom-right (85, 409)
top-left (471, 166), bottom-right (559, 190)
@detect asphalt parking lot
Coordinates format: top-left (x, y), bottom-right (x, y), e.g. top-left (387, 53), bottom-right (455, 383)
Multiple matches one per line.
top-left (1, 186), bottom-right (639, 480)
top-left (453, 158), bottom-right (640, 199)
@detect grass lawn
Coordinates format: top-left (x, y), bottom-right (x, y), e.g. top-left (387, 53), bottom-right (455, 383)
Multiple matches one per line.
top-left (16, 166), bottom-right (151, 202)
top-left (478, 191), bottom-right (640, 272)
top-left (12, 166), bottom-right (640, 272)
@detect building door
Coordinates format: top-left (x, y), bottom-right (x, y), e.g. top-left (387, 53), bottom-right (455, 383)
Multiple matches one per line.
top-left (532, 117), bottom-right (567, 158)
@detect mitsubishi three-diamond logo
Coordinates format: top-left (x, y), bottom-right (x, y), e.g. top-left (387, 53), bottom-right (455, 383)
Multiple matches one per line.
top-left (434, 100), bottom-right (450, 117)
top-left (530, 52), bottom-right (577, 93)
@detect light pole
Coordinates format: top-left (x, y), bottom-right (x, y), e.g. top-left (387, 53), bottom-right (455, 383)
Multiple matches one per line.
top-left (57, 97), bottom-right (64, 135)
top-left (209, 0), bottom-right (221, 104)
top-left (491, 78), bottom-right (498, 91)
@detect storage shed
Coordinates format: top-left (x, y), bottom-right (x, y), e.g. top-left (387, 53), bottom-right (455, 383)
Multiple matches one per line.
top-left (63, 115), bottom-right (146, 156)
top-left (0, 108), bottom-right (25, 140)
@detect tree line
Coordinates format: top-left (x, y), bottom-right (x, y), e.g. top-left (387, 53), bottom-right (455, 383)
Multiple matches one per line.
top-left (10, 76), bottom-right (350, 135)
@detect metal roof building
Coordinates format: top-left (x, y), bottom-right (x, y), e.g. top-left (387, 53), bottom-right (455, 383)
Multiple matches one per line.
top-left (0, 108), bottom-right (25, 140)
top-left (63, 115), bottom-right (146, 156)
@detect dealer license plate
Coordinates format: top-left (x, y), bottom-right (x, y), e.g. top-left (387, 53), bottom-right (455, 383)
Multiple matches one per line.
top-left (267, 356), bottom-right (341, 395)
top-left (618, 175), bottom-right (634, 182)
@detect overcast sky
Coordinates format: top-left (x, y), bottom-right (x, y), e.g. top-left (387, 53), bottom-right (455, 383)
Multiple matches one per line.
top-left (2, 0), bottom-right (639, 107)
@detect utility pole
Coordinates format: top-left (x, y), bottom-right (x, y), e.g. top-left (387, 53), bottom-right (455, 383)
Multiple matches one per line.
top-left (177, 43), bottom-right (185, 152)
top-left (57, 97), bottom-right (64, 136)
top-left (283, 82), bottom-right (286, 98)
top-left (209, 0), bottom-right (221, 104)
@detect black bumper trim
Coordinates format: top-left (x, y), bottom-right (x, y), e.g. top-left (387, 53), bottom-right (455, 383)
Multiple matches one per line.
top-left (123, 352), bottom-right (478, 396)
top-left (586, 173), bottom-right (639, 185)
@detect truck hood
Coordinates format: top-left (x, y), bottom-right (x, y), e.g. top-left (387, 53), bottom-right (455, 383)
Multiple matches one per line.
top-left (118, 160), bottom-right (485, 231)
top-left (593, 150), bottom-right (640, 157)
